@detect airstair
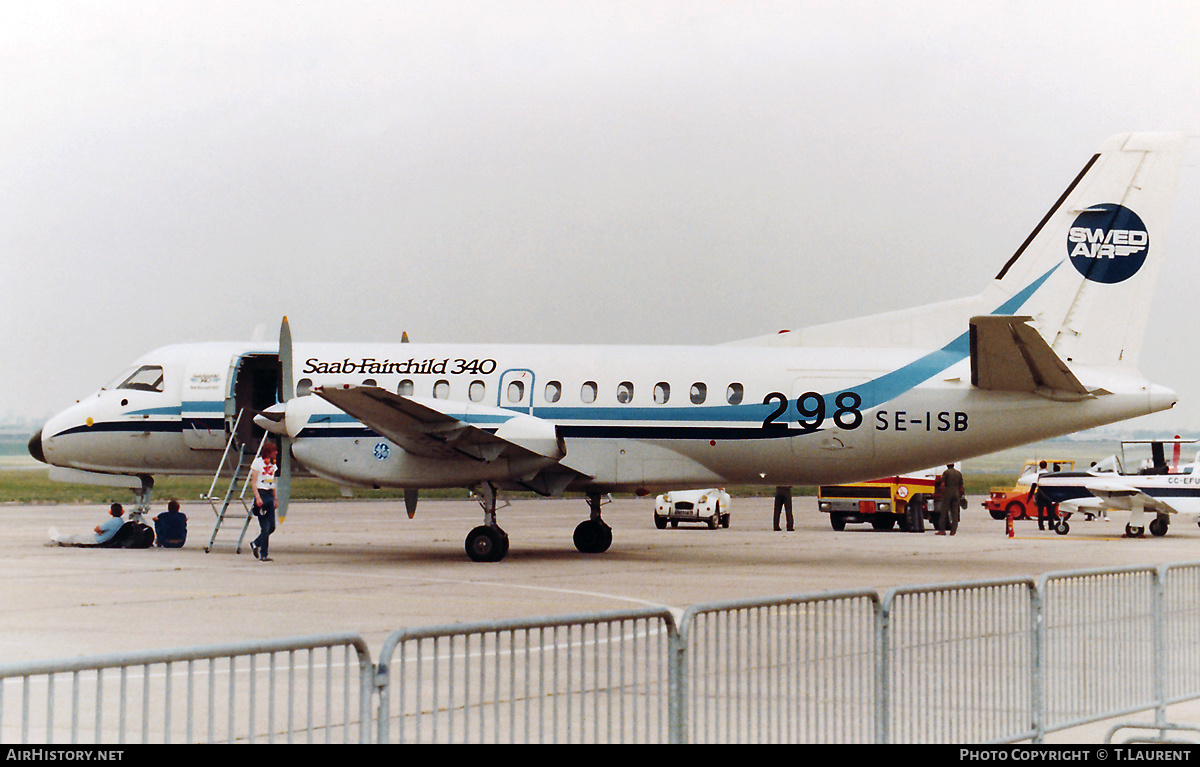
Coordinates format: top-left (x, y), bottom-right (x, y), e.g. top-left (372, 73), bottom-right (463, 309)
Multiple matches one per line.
top-left (203, 411), bottom-right (265, 554)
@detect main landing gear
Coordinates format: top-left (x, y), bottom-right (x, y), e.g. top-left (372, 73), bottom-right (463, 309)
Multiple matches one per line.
top-left (465, 483), bottom-right (510, 563)
top-left (463, 486), bottom-right (614, 562)
top-left (573, 493), bottom-right (613, 555)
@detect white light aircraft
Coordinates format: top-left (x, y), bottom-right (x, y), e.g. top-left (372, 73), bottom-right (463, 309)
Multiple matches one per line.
top-left (1035, 438), bottom-right (1200, 538)
top-left (30, 132), bottom-right (1188, 561)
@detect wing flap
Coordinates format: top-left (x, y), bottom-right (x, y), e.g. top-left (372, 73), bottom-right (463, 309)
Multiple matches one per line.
top-left (970, 315), bottom-right (1091, 400)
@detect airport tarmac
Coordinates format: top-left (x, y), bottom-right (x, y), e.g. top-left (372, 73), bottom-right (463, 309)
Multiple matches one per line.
top-left (4, 493), bottom-right (1200, 665)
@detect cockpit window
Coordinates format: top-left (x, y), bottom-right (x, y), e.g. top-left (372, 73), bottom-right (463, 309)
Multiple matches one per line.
top-left (116, 365), bottom-right (165, 393)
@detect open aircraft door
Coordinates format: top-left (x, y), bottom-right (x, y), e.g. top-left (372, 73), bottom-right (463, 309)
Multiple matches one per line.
top-left (228, 353), bottom-right (283, 450)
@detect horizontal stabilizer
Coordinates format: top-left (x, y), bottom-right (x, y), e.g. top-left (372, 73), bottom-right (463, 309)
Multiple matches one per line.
top-left (969, 316), bottom-right (1090, 400)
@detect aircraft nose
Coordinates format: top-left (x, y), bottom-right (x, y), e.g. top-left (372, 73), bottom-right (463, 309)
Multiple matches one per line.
top-left (28, 428), bottom-right (46, 464)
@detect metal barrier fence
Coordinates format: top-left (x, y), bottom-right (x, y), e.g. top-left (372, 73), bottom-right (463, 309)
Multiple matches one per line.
top-left (0, 634), bottom-right (373, 744)
top-left (375, 608), bottom-right (679, 743)
top-left (5, 563), bottom-right (1200, 744)
top-left (678, 590), bottom-right (881, 743)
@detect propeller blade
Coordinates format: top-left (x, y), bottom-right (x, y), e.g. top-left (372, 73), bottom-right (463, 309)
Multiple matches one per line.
top-left (405, 488), bottom-right (418, 519)
top-left (277, 440), bottom-right (292, 522)
top-left (253, 403), bottom-right (288, 435)
top-left (278, 316), bottom-right (294, 522)
top-left (280, 316), bottom-right (294, 402)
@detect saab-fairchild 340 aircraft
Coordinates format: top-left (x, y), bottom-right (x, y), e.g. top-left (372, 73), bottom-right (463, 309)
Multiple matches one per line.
top-left (29, 133), bottom-right (1188, 561)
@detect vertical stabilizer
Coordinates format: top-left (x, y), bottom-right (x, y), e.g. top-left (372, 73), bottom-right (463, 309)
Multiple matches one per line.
top-left (987, 132), bottom-right (1186, 368)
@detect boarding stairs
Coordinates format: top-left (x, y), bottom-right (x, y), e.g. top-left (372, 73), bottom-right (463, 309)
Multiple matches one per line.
top-left (202, 411), bottom-right (265, 554)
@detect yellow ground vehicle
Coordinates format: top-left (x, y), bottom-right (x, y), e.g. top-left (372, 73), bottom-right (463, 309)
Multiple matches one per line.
top-left (982, 459), bottom-right (1075, 520)
top-left (818, 471), bottom-right (941, 531)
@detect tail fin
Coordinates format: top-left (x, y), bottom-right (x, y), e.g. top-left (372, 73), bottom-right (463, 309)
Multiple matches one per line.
top-left (732, 132), bottom-right (1187, 365)
top-left (985, 132), bottom-right (1186, 368)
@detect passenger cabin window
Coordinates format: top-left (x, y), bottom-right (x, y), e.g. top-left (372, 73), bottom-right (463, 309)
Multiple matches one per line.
top-left (616, 382), bottom-right (634, 404)
top-left (363, 379), bottom-right (377, 388)
top-left (726, 383), bottom-right (744, 405)
top-left (398, 379), bottom-right (414, 397)
top-left (507, 380), bottom-right (525, 404)
top-left (545, 381), bottom-right (562, 403)
top-left (117, 365), bottom-right (165, 393)
top-left (690, 383), bottom-right (707, 404)
top-left (469, 380), bottom-right (486, 402)
top-left (654, 382), bottom-right (670, 404)
top-left (581, 381), bottom-right (598, 404)
top-left (297, 378), bottom-right (313, 397)
top-left (433, 380), bottom-right (450, 399)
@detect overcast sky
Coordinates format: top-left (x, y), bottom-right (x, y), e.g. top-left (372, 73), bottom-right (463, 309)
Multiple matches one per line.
top-left (3, 1), bottom-right (1199, 436)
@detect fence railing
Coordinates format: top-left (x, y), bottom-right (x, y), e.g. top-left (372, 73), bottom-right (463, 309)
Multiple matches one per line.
top-left (375, 608), bottom-right (678, 744)
top-left (0, 634), bottom-right (373, 744)
top-left (6, 563), bottom-right (1200, 744)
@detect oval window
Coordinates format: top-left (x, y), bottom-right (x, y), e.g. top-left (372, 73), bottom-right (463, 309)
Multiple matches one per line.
top-left (726, 383), bottom-right (744, 405)
top-left (616, 382), bottom-right (634, 404)
top-left (545, 381), bottom-right (562, 403)
top-left (469, 380), bottom-right (486, 402)
top-left (654, 382), bottom-right (670, 404)
top-left (433, 380), bottom-right (450, 399)
top-left (507, 380), bottom-right (525, 404)
top-left (398, 379), bottom-right (414, 397)
top-left (690, 383), bottom-right (707, 404)
top-left (581, 381), bottom-right (598, 404)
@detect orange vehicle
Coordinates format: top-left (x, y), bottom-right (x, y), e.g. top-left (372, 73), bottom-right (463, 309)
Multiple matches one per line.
top-left (982, 459), bottom-right (1075, 520)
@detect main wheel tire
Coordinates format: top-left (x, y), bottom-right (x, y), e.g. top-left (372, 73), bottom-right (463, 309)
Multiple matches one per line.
top-left (573, 519), bottom-right (613, 554)
top-left (465, 525), bottom-right (509, 562)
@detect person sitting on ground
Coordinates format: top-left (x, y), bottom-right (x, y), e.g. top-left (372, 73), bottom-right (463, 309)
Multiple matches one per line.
top-left (50, 503), bottom-right (125, 547)
top-left (93, 503), bottom-right (125, 544)
top-left (152, 500), bottom-right (187, 548)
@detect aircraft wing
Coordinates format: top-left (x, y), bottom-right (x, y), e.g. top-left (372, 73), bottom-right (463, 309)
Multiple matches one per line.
top-left (311, 385), bottom-right (588, 495)
top-left (1082, 480), bottom-right (1180, 515)
top-left (969, 316), bottom-right (1092, 400)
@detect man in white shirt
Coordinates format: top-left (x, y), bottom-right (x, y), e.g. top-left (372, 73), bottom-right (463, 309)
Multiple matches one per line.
top-left (249, 442), bottom-right (279, 561)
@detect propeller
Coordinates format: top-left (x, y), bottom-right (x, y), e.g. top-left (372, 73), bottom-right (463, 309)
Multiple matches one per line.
top-left (276, 316), bottom-right (294, 522)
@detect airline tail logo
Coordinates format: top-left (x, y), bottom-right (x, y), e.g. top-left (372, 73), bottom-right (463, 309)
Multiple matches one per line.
top-left (1067, 203), bottom-right (1149, 284)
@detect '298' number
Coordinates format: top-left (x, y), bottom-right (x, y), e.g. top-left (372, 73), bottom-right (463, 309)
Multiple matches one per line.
top-left (761, 391), bottom-right (862, 432)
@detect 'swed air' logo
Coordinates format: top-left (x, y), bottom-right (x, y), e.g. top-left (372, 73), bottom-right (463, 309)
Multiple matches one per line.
top-left (1067, 203), bottom-right (1148, 284)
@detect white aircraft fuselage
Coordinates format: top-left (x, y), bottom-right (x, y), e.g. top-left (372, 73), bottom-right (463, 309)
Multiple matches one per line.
top-left (34, 339), bottom-right (1173, 494)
